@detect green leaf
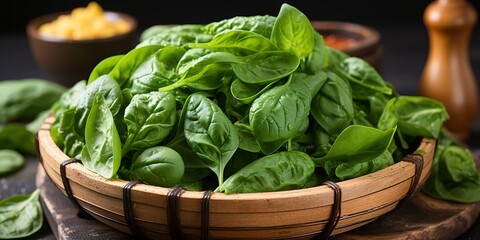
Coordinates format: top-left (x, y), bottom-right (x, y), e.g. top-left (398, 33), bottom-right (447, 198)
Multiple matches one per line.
top-left (202, 15), bottom-right (276, 38)
top-left (394, 96), bottom-right (449, 138)
top-left (271, 3), bottom-right (314, 58)
top-left (75, 75), bottom-right (123, 136)
top-left (88, 55), bottom-right (124, 83)
top-left (311, 71), bottom-right (354, 137)
top-left (0, 150), bottom-right (24, 177)
top-left (230, 78), bottom-right (278, 104)
top-left (304, 32), bottom-right (330, 74)
top-left (422, 144), bottom-right (480, 203)
top-left (123, 92), bottom-right (177, 154)
top-left (0, 124), bottom-right (36, 155)
top-left (250, 73), bottom-right (326, 154)
top-left (334, 150), bottom-right (394, 180)
top-left (0, 189), bottom-right (43, 239)
top-left (51, 107), bottom-right (84, 158)
top-left (337, 57), bottom-right (392, 95)
top-left (232, 50), bottom-right (299, 85)
top-left (234, 121), bottom-right (261, 153)
top-left (109, 45), bottom-right (163, 86)
top-left (130, 146), bottom-right (184, 187)
top-left (183, 93), bottom-right (239, 185)
top-left (174, 50), bottom-right (298, 86)
top-left (128, 46), bottom-right (186, 95)
top-left (81, 93), bottom-right (122, 179)
top-left (137, 25), bottom-right (212, 48)
top-left (190, 30), bottom-right (278, 55)
top-left (159, 63), bottom-right (233, 92)
top-left (314, 125), bottom-right (396, 177)
top-left (0, 79), bottom-right (65, 123)
top-left (217, 151), bottom-right (315, 194)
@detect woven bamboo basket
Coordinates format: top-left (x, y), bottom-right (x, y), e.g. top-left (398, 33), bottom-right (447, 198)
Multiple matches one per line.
top-left (36, 116), bottom-right (436, 240)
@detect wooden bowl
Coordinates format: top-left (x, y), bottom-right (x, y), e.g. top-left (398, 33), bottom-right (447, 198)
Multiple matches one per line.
top-left (26, 11), bottom-right (138, 87)
top-left (36, 116), bottom-right (436, 240)
top-left (311, 21), bottom-right (383, 72)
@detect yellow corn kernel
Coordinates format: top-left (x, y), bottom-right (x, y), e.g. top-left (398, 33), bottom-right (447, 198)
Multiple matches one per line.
top-left (38, 2), bottom-right (131, 40)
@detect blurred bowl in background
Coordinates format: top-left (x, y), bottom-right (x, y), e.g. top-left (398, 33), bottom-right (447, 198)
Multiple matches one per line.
top-left (312, 21), bottom-right (383, 71)
top-left (26, 11), bottom-right (138, 87)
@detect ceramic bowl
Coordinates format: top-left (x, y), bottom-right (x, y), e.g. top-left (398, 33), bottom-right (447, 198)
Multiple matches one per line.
top-left (312, 21), bottom-right (383, 71)
top-left (26, 11), bottom-right (138, 87)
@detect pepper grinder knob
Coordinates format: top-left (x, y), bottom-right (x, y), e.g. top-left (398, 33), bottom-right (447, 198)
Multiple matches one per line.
top-left (419, 0), bottom-right (479, 141)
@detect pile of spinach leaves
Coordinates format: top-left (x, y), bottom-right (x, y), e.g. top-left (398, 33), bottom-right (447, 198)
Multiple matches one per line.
top-left (0, 79), bottom-right (65, 238)
top-left (51, 3), bottom-right (475, 199)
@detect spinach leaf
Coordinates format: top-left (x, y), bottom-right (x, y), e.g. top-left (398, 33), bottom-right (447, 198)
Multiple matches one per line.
top-left (271, 3), bottom-right (314, 58)
top-left (140, 24), bottom-right (205, 42)
top-left (230, 78), bottom-right (278, 104)
top-left (311, 122), bottom-right (335, 158)
top-left (75, 75), bottom-right (123, 136)
top-left (0, 124), bottom-right (35, 155)
top-left (202, 15), bottom-right (276, 38)
top-left (183, 93), bottom-right (239, 185)
top-left (181, 167), bottom-right (212, 184)
top-left (123, 92), bottom-right (177, 154)
top-left (314, 125), bottom-right (396, 178)
top-left (231, 50), bottom-right (299, 84)
top-left (130, 146), bottom-right (184, 187)
top-left (108, 45), bottom-right (163, 86)
top-left (223, 149), bottom-right (260, 179)
top-left (0, 79), bottom-right (65, 123)
top-left (378, 96), bottom-right (448, 152)
top-left (394, 96), bottom-right (449, 139)
top-left (311, 71), bottom-right (354, 137)
top-left (334, 150), bottom-right (394, 180)
top-left (0, 150), bottom-right (24, 177)
top-left (304, 32), bottom-right (330, 74)
top-left (190, 30), bottom-right (278, 56)
top-left (175, 50), bottom-right (298, 86)
top-left (0, 189), bottom-right (43, 239)
top-left (52, 80), bottom-right (86, 117)
top-left (423, 144), bottom-right (480, 203)
top-left (250, 73), bottom-right (326, 154)
top-left (159, 63), bottom-right (233, 92)
top-left (128, 46), bottom-right (186, 95)
top-left (165, 100), bottom-right (208, 171)
top-left (422, 131), bottom-right (480, 203)
top-left (81, 93), bottom-right (122, 179)
top-left (336, 57), bottom-right (392, 95)
top-left (137, 25), bottom-right (212, 49)
top-left (88, 55), bottom-right (124, 83)
top-left (234, 121), bottom-right (261, 153)
top-left (328, 48), bottom-right (349, 66)
top-left (51, 107), bottom-right (84, 158)
top-left (216, 151), bottom-right (315, 194)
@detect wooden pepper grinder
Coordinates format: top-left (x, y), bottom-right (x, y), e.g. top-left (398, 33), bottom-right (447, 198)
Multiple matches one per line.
top-left (419, 0), bottom-right (479, 142)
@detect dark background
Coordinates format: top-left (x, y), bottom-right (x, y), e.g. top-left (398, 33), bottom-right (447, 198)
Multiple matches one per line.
top-left (1, 0), bottom-right (479, 33)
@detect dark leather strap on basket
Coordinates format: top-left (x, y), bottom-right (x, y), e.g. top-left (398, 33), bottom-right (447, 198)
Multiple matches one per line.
top-left (123, 180), bottom-right (144, 239)
top-left (201, 190), bottom-right (213, 240)
top-left (396, 154), bottom-right (424, 210)
top-left (315, 181), bottom-right (342, 240)
top-left (167, 186), bottom-right (185, 240)
top-left (60, 158), bottom-right (91, 218)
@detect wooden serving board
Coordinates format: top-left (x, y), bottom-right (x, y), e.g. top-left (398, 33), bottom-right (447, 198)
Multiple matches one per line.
top-left (35, 163), bottom-right (480, 240)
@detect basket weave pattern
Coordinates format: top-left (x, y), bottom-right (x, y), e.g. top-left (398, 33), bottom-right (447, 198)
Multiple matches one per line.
top-left (37, 116), bottom-right (435, 240)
